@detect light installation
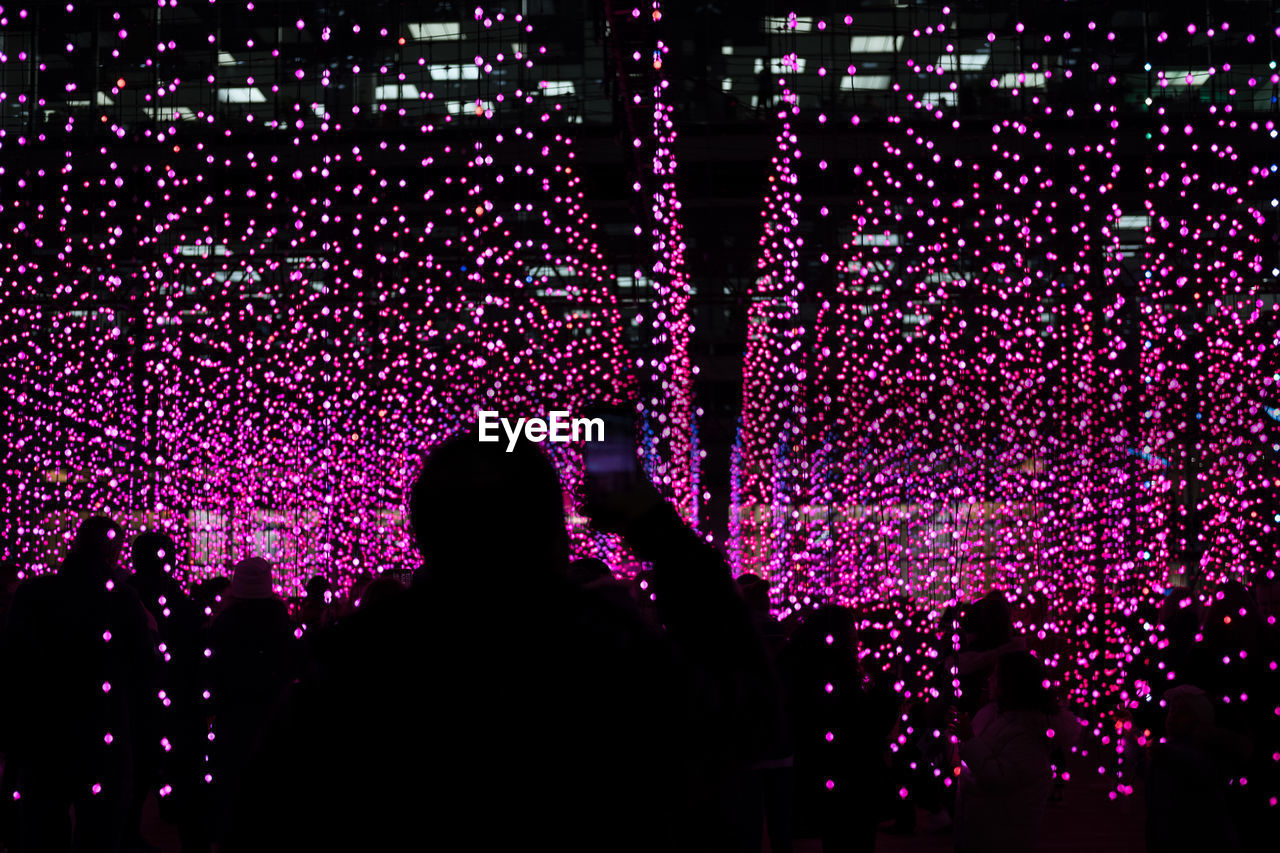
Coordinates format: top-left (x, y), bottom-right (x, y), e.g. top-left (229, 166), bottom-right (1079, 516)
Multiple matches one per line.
top-left (732, 45), bottom-right (808, 578)
top-left (608, 0), bottom-right (703, 530)
top-left (0, 4), bottom-right (643, 594)
top-left (732, 7), bottom-right (1278, 798)
top-left (0, 0), bottom-right (1274, 817)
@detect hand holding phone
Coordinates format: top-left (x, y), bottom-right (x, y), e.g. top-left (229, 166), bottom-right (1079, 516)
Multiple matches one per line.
top-left (580, 405), bottom-right (661, 533)
top-left (582, 407), bottom-right (640, 501)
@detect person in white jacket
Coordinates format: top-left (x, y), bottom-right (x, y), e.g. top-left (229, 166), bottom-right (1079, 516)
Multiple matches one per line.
top-left (950, 650), bottom-right (1082, 853)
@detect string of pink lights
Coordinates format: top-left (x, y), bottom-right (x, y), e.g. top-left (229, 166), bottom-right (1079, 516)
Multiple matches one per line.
top-left (634, 0), bottom-right (702, 531)
top-left (732, 49), bottom-right (809, 580)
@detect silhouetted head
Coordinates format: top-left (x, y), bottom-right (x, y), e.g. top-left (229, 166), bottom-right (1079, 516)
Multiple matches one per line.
top-left (1203, 580), bottom-right (1261, 653)
top-left (133, 531), bottom-right (179, 576)
top-left (793, 604), bottom-right (859, 660)
top-left (735, 573), bottom-right (772, 613)
top-left (409, 431), bottom-right (569, 585)
top-left (194, 575), bottom-right (231, 605)
top-left (994, 650), bottom-right (1058, 715)
top-left (229, 557), bottom-right (276, 600)
top-left (1254, 574), bottom-right (1280, 623)
top-left (305, 574), bottom-right (331, 602)
top-left (347, 573), bottom-right (374, 605)
top-left (967, 589), bottom-right (1013, 650)
top-left (0, 559), bottom-right (20, 615)
top-left (65, 515), bottom-right (126, 576)
top-left (939, 603), bottom-right (965, 640)
top-left (361, 575), bottom-right (405, 609)
top-left (1158, 587), bottom-right (1199, 647)
top-left (1164, 684), bottom-right (1214, 743)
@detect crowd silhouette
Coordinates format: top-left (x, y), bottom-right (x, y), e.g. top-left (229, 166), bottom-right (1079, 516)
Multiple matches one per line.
top-left (0, 433), bottom-right (1276, 853)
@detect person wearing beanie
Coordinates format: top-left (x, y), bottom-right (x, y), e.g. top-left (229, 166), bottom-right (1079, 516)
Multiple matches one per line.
top-left (1145, 684), bottom-right (1249, 853)
top-left (206, 557), bottom-right (300, 845)
top-left (227, 557), bottom-right (276, 601)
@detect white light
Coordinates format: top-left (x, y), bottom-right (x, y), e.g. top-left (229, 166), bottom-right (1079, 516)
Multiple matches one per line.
top-left (851, 36), bottom-right (904, 53)
top-left (1117, 214), bottom-right (1153, 229)
top-left (218, 87), bottom-right (267, 104)
top-left (998, 72), bottom-right (1047, 89)
top-left (937, 53), bottom-right (990, 72)
top-left (176, 244), bottom-right (229, 257)
top-left (841, 75), bottom-right (891, 91)
top-left (1160, 69), bottom-right (1211, 87)
top-left (447, 99), bottom-right (494, 116)
top-left (920, 91), bottom-right (957, 108)
top-left (528, 265), bottom-right (578, 278)
top-left (407, 22), bottom-right (461, 41)
top-left (428, 65), bottom-right (481, 81)
top-left (851, 233), bottom-right (900, 247)
top-left (375, 83), bottom-right (422, 100)
top-left (217, 51), bottom-right (238, 66)
top-left (143, 107), bottom-right (183, 122)
top-left (722, 78), bottom-right (733, 92)
top-left (96, 92), bottom-right (114, 106)
top-left (539, 81), bottom-right (576, 96)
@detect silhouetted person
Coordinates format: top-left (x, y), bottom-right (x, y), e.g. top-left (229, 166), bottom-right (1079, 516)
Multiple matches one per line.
top-left (0, 558), bottom-right (17, 849)
top-left (1254, 575), bottom-right (1280, 626)
top-left (566, 557), bottom-right (612, 586)
top-left (567, 557), bottom-right (637, 613)
top-left (730, 573), bottom-right (793, 853)
top-left (630, 566), bottom-right (663, 629)
top-left (2, 516), bottom-right (157, 853)
top-left (1184, 581), bottom-right (1272, 849)
top-left (1145, 684), bottom-right (1241, 853)
top-left (125, 532), bottom-right (209, 853)
top-left (357, 574), bottom-right (404, 610)
top-left (737, 573), bottom-right (788, 657)
top-left (205, 558), bottom-right (299, 846)
top-left (192, 576), bottom-right (231, 627)
top-left (299, 574), bottom-right (335, 630)
top-left (957, 590), bottom-right (1024, 714)
top-left (0, 559), bottom-right (19, 626)
top-left (1156, 589), bottom-right (1201, 688)
top-left (1128, 588), bottom-right (1202, 757)
top-left (228, 431), bottom-right (781, 853)
top-left (345, 572), bottom-right (375, 611)
top-left (950, 651), bottom-right (1081, 853)
top-left (779, 605), bottom-right (898, 853)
